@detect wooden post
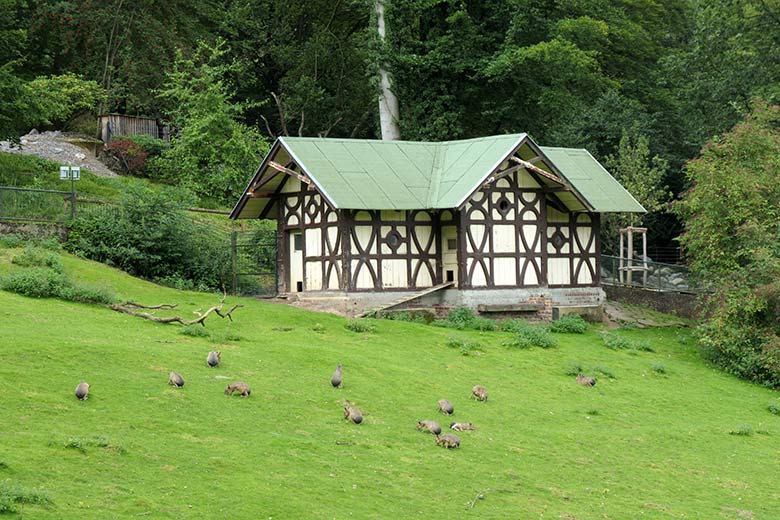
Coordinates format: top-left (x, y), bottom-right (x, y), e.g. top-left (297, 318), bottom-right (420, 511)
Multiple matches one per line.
top-left (642, 231), bottom-right (648, 287)
top-left (627, 228), bottom-right (633, 287)
top-left (230, 231), bottom-right (238, 294)
top-left (619, 230), bottom-right (624, 285)
top-left (70, 178), bottom-right (77, 220)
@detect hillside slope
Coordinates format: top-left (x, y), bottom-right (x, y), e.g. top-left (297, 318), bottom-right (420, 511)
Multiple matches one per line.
top-left (1, 250), bottom-right (778, 519)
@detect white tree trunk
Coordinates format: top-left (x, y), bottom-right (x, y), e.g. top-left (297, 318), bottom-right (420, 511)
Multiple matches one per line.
top-left (375, 0), bottom-right (401, 141)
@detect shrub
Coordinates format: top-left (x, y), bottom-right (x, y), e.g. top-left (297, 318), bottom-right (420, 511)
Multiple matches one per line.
top-left (602, 333), bottom-right (654, 352)
top-left (0, 481), bottom-right (50, 514)
top-left (66, 185), bottom-right (231, 291)
top-left (102, 138), bottom-right (150, 175)
top-left (432, 307), bottom-right (477, 330)
top-left (768, 400), bottom-right (780, 415)
top-left (504, 321), bottom-right (556, 349)
top-left (591, 365), bottom-right (615, 379)
top-left (470, 317), bottom-right (498, 331)
top-left (447, 306), bottom-right (477, 326)
top-left (0, 234), bottom-right (25, 248)
top-left (1, 267), bottom-right (68, 298)
top-left (549, 315), bottom-right (588, 334)
top-left (445, 336), bottom-right (482, 356)
top-left (345, 319), bottom-right (375, 333)
top-left (11, 246), bottom-right (63, 272)
top-left (179, 325), bottom-right (210, 338)
top-left (58, 283), bottom-right (116, 305)
top-left (729, 424), bottom-right (753, 436)
top-left (564, 361), bottom-right (583, 376)
top-left (381, 311), bottom-right (430, 324)
top-left (312, 323), bottom-right (326, 334)
top-left (651, 362), bottom-right (667, 375)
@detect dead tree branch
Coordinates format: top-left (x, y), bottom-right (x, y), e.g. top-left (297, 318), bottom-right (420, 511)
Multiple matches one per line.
top-left (109, 302), bottom-right (244, 327)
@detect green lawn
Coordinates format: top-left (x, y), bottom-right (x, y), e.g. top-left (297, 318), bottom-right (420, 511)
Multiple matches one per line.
top-left (1, 248), bottom-right (779, 519)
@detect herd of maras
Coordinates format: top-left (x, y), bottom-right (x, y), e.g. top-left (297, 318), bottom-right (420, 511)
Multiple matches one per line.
top-left (72, 350), bottom-right (250, 401)
top-left (333, 367), bottom-right (493, 450)
top-left (73, 356), bottom-right (597, 449)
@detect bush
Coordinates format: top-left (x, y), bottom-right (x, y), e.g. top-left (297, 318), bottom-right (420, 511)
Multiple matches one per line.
top-left (564, 361), bottom-right (583, 376)
top-left (445, 336), bottom-right (482, 356)
top-left (179, 325), bottom-right (210, 338)
top-left (651, 361), bottom-right (667, 375)
top-left (729, 424), bottom-right (753, 436)
top-left (1, 267), bottom-right (68, 298)
top-left (0, 234), bottom-right (24, 248)
top-left (768, 400), bottom-right (780, 415)
top-left (11, 246), bottom-right (63, 271)
top-left (345, 319), bottom-right (375, 333)
top-left (380, 311), bottom-right (430, 324)
top-left (66, 185), bottom-right (231, 291)
top-left (102, 138), bottom-right (150, 175)
top-left (602, 333), bottom-right (654, 352)
top-left (591, 365), bottom-right (615, 379)
top-left (549, 315), bottom-right (588, 334)
top-left (0, 481), bottom-right (50, 514)
top-left (58, 283), bottom-right (116, 305)
top-left (504, 320), bottom-right (556, 349)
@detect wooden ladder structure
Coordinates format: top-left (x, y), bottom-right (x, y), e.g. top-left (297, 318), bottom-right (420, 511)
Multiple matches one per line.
top-left (357, 282), bottom-right (454, 318)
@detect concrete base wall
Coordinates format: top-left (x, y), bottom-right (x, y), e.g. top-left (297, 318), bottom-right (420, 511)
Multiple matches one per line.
top-left (603, 284), bottom-right (702, 319)
top-left (290, 286), bottom-right (606, 320)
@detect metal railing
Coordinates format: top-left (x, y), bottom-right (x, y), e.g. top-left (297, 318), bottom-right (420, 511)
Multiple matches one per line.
top-left (601, 254), bottom-right (708, 293)
top-left (0, 186), bottom-right (77, 223)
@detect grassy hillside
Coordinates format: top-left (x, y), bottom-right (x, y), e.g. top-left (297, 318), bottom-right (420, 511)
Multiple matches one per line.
top-left (1, 248), bottom-right (779, 519)
top-left (0, 152), bottom-right (155, 201)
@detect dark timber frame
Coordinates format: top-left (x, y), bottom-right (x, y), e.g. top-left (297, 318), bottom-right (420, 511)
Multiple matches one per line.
top-left (244, 144), bottom-right (601, 294)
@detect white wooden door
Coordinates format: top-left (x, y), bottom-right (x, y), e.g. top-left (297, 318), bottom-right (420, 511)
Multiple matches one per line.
top-left (289, 231), bottom-right (304, 292)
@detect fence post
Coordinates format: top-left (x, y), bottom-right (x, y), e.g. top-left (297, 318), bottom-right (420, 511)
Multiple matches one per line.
top-left (70, 182), bottom-right (76, 220)
top-left (230, 231), bottom-right (238, 294)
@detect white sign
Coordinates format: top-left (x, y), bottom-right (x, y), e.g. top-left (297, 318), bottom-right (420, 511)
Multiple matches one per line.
top-left (59, 165), bottom-right (81, 180)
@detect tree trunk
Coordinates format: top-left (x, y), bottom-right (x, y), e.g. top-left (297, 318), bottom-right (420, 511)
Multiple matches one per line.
top-left (375, 0), bottom-right (401, 141)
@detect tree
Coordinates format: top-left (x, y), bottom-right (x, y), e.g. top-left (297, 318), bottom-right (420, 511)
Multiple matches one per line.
top-left (152, 40), bottom-right (269, 204)
top-left (601, 131), bottom-right (670, 253)
top-left (674, 100), bottom-right (780, 387)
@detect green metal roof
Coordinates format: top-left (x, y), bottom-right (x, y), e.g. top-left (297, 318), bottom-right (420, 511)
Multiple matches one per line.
top-left (230, 135), bottom-right (645, 218)
top-left (539, 147), bottom-right (646, 213)
top-left (281, 134), bottom-right (526, 210)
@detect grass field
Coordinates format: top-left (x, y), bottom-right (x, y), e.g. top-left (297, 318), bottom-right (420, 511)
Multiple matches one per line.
top-left (1, 247), bottom-right (780, 519)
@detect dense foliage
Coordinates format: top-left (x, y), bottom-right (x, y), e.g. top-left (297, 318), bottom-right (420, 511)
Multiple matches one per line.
top-left (675, 101), bottom-right (780, 387)
top-left (66, 185), bottom-right (232, 290)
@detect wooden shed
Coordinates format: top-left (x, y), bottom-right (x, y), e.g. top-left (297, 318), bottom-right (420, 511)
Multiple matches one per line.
top-left (97, 114), bottom-right (170, 143)
top-left (230, 134), bottom-right (644, 317)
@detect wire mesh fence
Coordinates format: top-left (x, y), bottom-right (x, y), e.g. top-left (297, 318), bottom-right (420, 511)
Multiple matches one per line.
top-left (601, 255), bottom-right (708, 293)
top-left (0, 186), bottom-right (76, 223)
top-left (230, 229), bottom-right (277, 297)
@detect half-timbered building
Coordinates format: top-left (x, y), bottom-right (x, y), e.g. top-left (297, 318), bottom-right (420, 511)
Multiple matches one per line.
top-left (229, 134), bottom-right (644, 318)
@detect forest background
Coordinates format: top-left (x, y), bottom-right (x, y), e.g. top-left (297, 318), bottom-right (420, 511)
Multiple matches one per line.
top-left (3, 0), bottom-right (780, 251)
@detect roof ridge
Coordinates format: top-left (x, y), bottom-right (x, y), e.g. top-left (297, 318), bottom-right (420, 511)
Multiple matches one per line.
top-left (426, 143), bottom-right (445, 207)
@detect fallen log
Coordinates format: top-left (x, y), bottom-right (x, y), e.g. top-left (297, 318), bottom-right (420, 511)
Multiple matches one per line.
top-left (109, 302), bottom-right (243, 326)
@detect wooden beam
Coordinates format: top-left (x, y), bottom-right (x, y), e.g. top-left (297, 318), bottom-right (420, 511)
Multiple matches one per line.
top-left (509, 156), bottom-right (566, 185)
top-left (246, 190), bottom-right (275, 198)
top-left (485, 164), bottom-right (525, 184)
top-left (268, 161), bottom-right (311, 184)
